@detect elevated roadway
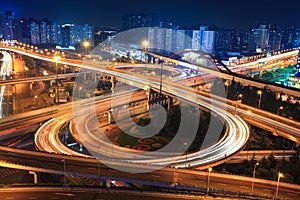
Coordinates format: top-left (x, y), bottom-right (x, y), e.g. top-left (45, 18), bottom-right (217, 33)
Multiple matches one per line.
top-left (0, 146), bottom-right (299, 199)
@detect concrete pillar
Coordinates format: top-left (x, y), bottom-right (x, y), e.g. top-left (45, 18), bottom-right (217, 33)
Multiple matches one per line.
top-left (29, 82), bottom-right (34, 90)
top-left (146, 88), bottom-right (150, 111)
top-left (12, 85), bottom-right (16, 112)
top-left (107, 111), bottom-right (112, 124)
top-left (29, 171), bottom-right (38, 184)
top-left (167, 97), bottom-right (171, 111)
top-left (93, 73), bottom-right (97, 83)
top-left (110, 77), bottom-right (115, 94)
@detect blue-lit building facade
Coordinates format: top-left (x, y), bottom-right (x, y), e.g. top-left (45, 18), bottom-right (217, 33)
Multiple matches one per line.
top-left (0, 10), bottom-right (93, 49)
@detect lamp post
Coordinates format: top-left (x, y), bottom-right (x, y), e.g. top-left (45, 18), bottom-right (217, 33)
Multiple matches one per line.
top-left (235, 93), bottom-right (243, 114)
top-left (251, 162), bottom-right (259, 193)
top-left (62, 159), bottom-right (66, 186)
top-left (160, 57), bottom-right (163, 94)
top-left (257, 90), bottom-right (262, 109)
top-left (184, 142), bottom-right (188, 167)
top-left (207, 167), bottom-right (212, 193)
top-left (79, 86), bottom-right (82, 98)
top-left (142, 40), bottom-right (149, 65)
top-left (83, 41), bottom-right (90, 55)
top-left (54, 56), bottom-right (61, 105)
top-left (275, 172), bottom-right (284, 199)
top-left (277, 106), bottom-right (284, 116)
top-left (224, 81), bottom-right (229, 98)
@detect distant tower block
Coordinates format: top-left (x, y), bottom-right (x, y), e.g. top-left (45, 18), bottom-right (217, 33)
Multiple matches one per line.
top-left (296, 50), bottom-right (300, 77)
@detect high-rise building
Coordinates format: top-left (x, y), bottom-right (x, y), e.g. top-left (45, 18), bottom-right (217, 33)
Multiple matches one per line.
top-left (0, 10), bottom-right (22, 41)
top-left (252, 24), bottom-right (270, 50)
top-left (61, 23), bottom-right (93, 48)
top-left (281, 26), bottom-right (297, 49)
top-left (268, 26), bottom-right (282, 52)
top-left (295, 26), bottom-right (300, 48)
top-left (122, 13), bottom-right (178, 30)
top-left (30, 21), bottom-right (41, 44)
top-left (215, 29), bottom-right (234, 53)
top-left (192, 26), bottom-right (216, 54)
top-left (296, 50), bottom-right (300, 77)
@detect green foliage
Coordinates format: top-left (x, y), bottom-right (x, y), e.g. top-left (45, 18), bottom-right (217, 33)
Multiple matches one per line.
top-left (218, 147), bottom-right (300, 184)
top-left (64, 84), bottom-right (73, 96)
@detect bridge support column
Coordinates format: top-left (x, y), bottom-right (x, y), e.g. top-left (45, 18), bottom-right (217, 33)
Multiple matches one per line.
top-left (29, 82), bottom-right (34, 90)
top-left (110, 76), bottom-right (115, 94)
top-left (29, 171), bottom-right (38, 184)
top-left (146, 88), bottom-right (150, 111)
top-left (93, 73), bottom-right (98, 83)
top-left (12, 85), bottom-right (16, 112)
top-left (167, 97), bottom-right (171, 111)
top-left (107, 111), bottom-right (112, 124)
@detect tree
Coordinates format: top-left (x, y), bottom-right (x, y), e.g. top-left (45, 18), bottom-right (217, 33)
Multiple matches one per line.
top-left (23, 56), bottom-right (35, 70)
top-left (268, 154), bottom-right (277, 169)
top-left (64, 84), bottom-right (73, 96)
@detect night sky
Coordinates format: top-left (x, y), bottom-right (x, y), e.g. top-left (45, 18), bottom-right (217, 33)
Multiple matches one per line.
top-left (1, 0), bottom-right (300, 29)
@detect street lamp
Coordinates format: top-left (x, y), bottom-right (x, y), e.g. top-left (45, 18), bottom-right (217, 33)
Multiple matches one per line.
top-left (235, 94), bottom-right (243, 114)
top-left (275, 172), bottom-right (284, 199)
top-left (83, 41), bottom-right (90, 55)
top-left (207, 167), bottom-right (212, 193)
top-left (224, 81), bottom-right (229, 98)
top-left (251, 162), bottom-right (259, 193)
top-left (79, 86), bottom-right (82, 98)
top-left (142, 40), bottom-right (149, 64)
top-left (277, 106), bottom-right (284, 116)
top-left (184, 142), bottom-right (188, 167)
top-left (54, 56), bottom-right (61, 105)
top-left (257, 90), bottom-right (262, 109)
top-left (62, 159), bottom-right (66, 186)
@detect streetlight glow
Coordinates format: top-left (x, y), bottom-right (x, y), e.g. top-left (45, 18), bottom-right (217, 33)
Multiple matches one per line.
top-left (142, 40), bottom-right (149, 48)
top-left (53, 56), bottom-right (61, 61)
top-left (275, 172), bottom-right (284, 198)
top-left (207, 167), bottom-right (213, 193)
top-left (83, 40), bottom-right (90, 55)
top-left (83, 41), bottom-right (90, 48)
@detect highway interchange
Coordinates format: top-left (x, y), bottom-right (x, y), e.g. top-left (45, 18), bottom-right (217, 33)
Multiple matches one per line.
top-left (0, 45), bottom-right (300, 199)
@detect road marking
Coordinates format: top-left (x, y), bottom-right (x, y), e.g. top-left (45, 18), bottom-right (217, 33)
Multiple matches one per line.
top-left (239, 186), bottom-right (249, 189)
top-left (287, 193), bottom-right (298, 196)
top-left (217, 183), bottom-right (227, 186)
top-left (55, 193), bottom-right (76, 197)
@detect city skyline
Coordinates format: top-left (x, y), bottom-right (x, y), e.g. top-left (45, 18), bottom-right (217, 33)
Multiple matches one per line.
top-left (0, 1), bottom-right (300, 199)
top-left (1, 0), bottom-right (300, 29)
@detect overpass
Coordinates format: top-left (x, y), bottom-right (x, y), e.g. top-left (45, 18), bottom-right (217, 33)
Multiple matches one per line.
top-left (0, 146), bottom-right (299, 199)
top-left (146, 50), bottom-right (300, 97)
top-left (0, 73), bottom-right (79, 86)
